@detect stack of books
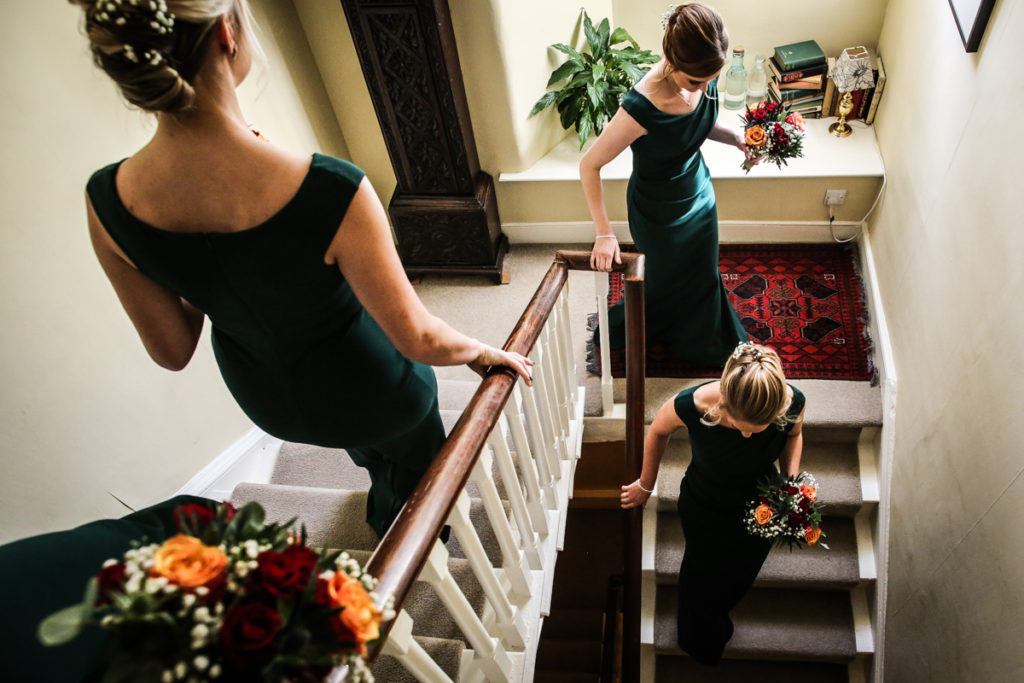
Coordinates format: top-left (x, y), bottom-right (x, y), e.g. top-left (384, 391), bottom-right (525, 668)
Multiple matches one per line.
top-left (821, 51), bottom-right (887, 124)
top-left (767, 39), bottom-right (828, 119)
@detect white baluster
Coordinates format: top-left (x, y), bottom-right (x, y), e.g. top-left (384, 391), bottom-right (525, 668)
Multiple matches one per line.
top-left (518, 382), bottom-right (560, 511)
top-left (419, 542), bottom-right (513, 683)
top-left (595, 271), bottom-right (614, 416)
top-left (533, 342), bottom-right (569, 461)
top-left (557, 289), bottom-right (578, 405)
top-left (544, 313), bottom-right (572, 431)
top-left (489, 415), bottom-right (542, 571)
top-left (470, 450), bottom-right (533, 600)
top-left (378, 610), bottom-right (454, 683)
top-left (448, 491), bottom-right (530, 648)
top-left (504, 387), bottom-right (552, 534)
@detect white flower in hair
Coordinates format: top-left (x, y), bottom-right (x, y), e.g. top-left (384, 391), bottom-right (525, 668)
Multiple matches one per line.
top-left (661, 4), bottom-right (680, 30)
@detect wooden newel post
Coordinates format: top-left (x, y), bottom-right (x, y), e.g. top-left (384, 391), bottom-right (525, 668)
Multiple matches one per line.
top-left (339, 0), bottom-right (509, 284)
top-left (623, 268), bottom-right (645, 683)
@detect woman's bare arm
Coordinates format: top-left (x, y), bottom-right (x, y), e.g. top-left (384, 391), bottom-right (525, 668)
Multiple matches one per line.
top-left (324, 178), bottom-right (532, 383)
top-left (621, 397), bottom-right (686, 509)
top-left (87, 195), bottom-right (204, 371)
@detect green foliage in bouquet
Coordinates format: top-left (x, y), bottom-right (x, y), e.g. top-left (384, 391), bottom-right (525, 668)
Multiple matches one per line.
top-left (38, 501), bottom-right (388, 683)
top-left (530, 10), bottom-right (658, 148)
top-left (745, 470), bottom-right (828, 551)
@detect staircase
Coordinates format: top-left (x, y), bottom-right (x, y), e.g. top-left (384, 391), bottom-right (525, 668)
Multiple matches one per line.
top-left (231, 377), bottom-right (505, 682)
top-left (631, 378), bottom-right (882, 682)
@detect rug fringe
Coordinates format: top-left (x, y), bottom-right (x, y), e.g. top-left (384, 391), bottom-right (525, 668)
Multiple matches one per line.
top-left (848, 245), bottom-right (880, 387)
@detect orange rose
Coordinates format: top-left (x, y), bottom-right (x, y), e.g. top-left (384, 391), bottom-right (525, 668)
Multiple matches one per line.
top-left (754, 504), bottom-right (774, 525)
top-left (151, 534), bottom-right (227, 588)
top-left (805, 527), bottom-right (822, 545)
top-left (745, 125), bottom-right (768, 148)
top-left (327, 572), bottom-right (382, 644)
top-left (801, 485), bottom-right (817, 502)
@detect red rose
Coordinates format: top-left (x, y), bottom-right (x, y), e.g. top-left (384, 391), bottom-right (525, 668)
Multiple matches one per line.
top-left (174, 503), bottom-right (216, 531)
top-left (251, 545), bottom-right (318, 597)
top-left (784, 484), bottom-right (799, 495)
top-left (95, 562), bottom-right (127, 605)
top-left (221, 603), bottom-right (282, 662)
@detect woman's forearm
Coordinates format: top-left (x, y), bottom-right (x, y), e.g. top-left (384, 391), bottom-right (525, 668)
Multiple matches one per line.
top-left (779, 432), bottom-right (803, 477)
top-left (640, 430), bottom-right (671, 490)
top-left (708, 121), bottom-right (742, 146)
top-left (580, 162), bottom-right (614, 236)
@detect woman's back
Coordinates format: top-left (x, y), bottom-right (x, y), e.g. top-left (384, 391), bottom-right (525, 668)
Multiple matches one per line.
top-left (88, 152), bottom-right (439, 448)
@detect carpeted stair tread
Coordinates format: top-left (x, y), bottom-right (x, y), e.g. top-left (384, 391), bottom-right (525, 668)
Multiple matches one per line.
top-left (653, 655), bottom-right (849, 682)
top-left (372, 635), bottom-right (464, 682)
top-left (541, 607), bottom-right (606, 640)
top-left (655, 514), bottom-right (860, 589)
top-left (437, 378), bottom-right (482, 412)
top-left (535, 638), bottom-right (604, 674)
top-left (232, 483), bottom-right (379, 551)
top-left (655, 441), bottom-right (863, 518)
top-left (629, 378), bottom-right (882, 429)
top-left (654, 586), bottom-right (856, 663)
top-left (233, 482), bottom-right (507, 566)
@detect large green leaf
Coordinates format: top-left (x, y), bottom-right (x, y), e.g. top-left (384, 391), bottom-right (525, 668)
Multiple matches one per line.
top-left (550, 43), bottom-right (582, 60)
top-left (559, 94), bottom-right (581, 130)
top-left (547, 59), bottom-right (584, 86)
top-left (529, 90), bottom-right (558, 117)
top-left (577, 111), bottom-right (594, 149)
top-left (596, 18), bottom-right (610, 56)
top-left (582, 11), bottom-right (599, 56)
top-left (609, 27), bottom-right (638, 48)
top-left (38, 579), bottom-right (98, 646)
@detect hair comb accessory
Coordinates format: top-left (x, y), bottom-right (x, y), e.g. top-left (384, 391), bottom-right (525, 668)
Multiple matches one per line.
top-left (94, 0), bottom-right (176, 36)
top-left (660, 4), bottom-right (680, 30)
top-left (731, 340), bottom-right (764, 361)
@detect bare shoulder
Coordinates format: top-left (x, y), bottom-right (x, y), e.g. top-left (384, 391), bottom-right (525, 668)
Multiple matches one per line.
top-left (692, 381), bottom-right (721, 416)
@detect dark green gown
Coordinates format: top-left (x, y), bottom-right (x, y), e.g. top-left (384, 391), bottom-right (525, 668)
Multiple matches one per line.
top-left (86, 154), bottom-right (444, 537)
top-left (599, 81), bottom-right (748, 365)
top-left (673, 383), bottom-right (806, 665)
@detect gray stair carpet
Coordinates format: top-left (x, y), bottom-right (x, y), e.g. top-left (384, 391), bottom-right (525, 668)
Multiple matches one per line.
top-left (626, 378), bottom-right (883, 429)
top-left (655, 514), bottom-right (860, 590)
top-left (655, 439), bottom-right (863, 519)
top-left (654, 586), bottom-right (857, 663)
top-left (654, 656), bottom-right (849, 682)
top-left (372, 635), bottom-right (464, 682)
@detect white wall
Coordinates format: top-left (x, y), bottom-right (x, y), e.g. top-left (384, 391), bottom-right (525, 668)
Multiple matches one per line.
top-left (0, 0), bottom-right (347, 544)
top-left (870, 0), bottom-right (1024, 679)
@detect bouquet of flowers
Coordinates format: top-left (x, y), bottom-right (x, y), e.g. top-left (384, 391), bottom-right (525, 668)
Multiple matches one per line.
top-left (739, 100), bottom-right (806, 173)
top-left (39, 501), bottom-right (392, 682)
top-left (744, 470), bottom-right (828, 550)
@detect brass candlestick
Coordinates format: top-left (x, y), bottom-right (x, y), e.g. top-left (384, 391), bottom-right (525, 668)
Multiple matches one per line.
top-left (829, 91), bottom-right (854, 137)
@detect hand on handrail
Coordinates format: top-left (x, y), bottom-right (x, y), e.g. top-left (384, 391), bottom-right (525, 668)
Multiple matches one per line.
top-left (468, 344), bottom-right (534, 386)
top-left (590, 235), bottom-right (622, 272)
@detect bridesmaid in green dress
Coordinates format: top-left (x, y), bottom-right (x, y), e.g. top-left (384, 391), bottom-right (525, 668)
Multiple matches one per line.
top-left (582, 2), bottom-right (754, 365)
top-left (621, 343), bottom-right (806, 665)
top-left (67, 0), bottom-right (531, 538)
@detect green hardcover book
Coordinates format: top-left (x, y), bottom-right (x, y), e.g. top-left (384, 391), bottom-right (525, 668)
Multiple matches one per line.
top-left (773, 39), bottom-right (826, 71)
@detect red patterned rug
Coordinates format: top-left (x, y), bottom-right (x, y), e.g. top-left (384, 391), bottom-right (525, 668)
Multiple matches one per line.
top-left (589, 243), bottom-right (874, 380)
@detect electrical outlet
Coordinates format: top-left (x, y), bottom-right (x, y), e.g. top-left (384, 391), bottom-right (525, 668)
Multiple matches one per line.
top-left (824, 189), bottom-right (847, 206)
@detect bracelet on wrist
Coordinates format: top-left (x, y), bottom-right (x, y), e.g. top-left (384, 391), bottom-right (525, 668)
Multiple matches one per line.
top-left (635, 478), bottom-right (653, 493)
top-left (594, 234), bottom-right (617, 240)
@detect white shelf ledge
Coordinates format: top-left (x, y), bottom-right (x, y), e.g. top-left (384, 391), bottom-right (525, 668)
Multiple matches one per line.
top-left (500, 106), bottom-right (884, 183)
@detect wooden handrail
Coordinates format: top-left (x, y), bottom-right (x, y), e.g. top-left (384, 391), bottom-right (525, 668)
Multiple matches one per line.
top-left (360, 249), bottom-right (645, 683)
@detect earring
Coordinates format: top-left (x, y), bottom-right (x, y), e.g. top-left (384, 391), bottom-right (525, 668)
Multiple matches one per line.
top-left (231, 43), bottom-right (238, 59)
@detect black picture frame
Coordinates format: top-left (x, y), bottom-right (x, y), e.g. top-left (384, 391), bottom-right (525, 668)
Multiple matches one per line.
top-left (948, 0), bottom-right (997, 52)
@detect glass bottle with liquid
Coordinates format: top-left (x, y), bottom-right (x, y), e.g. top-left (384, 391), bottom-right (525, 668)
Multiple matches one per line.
top-left (723, 46), bottom-right (747, 110)
top-left (746, 54), bottom-right (768, 106)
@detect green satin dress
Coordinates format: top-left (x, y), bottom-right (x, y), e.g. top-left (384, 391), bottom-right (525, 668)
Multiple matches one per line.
top-left (599, 81), bottom-right (748, 365)
top-left (86, 154), bottom-right (444, 538)
top-left (673, 383), bottom-right (806, 665)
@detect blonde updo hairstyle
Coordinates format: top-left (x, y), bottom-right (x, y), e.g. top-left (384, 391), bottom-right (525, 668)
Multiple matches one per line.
top-left (661, 3), bottom-right (730, 79)
top-left (69, 0), bottom-right (260, 114)
top-left (702, 343), bottom-right (792, 429)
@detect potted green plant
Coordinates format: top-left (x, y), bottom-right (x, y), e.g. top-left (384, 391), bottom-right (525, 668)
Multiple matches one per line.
top-left (530, 10), bottom-right (658, 148)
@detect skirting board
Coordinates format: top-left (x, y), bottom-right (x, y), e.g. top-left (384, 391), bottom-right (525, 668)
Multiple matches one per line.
top-left (175, 427), bottom-right (282, 502)
top-left (502, 220), bottom-right (863, 244)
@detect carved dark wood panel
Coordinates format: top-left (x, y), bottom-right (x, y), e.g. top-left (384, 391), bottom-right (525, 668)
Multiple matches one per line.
top-left (340, 0), bottom-right (505, 277)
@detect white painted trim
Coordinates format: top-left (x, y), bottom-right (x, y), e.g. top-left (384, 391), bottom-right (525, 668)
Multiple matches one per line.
top-left (855, 515), bottom-right (878, 581)
top-left (859, 231), bottom-right (898, 683)
top-left (858, 427), bottom-right (881, 506)
top-left (501, 220), bottom-right (864, 245)
top-left (850, 583), bottom-right (875, 654)
top-left (175, 427), bottom-right (282, 501)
